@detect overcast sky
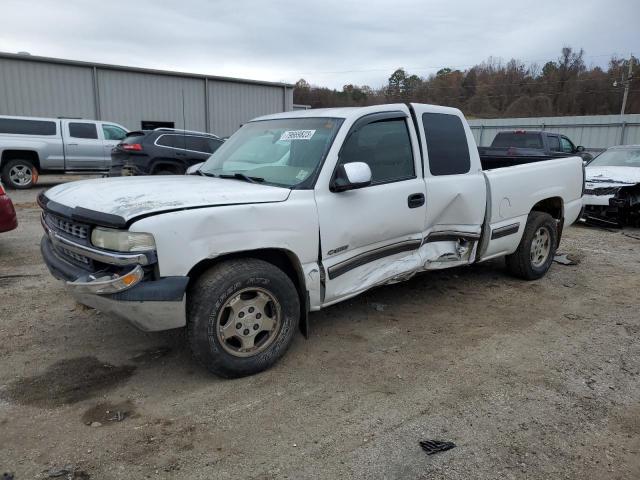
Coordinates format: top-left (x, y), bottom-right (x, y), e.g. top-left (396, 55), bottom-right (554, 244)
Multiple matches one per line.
top-left (0, 0), bottom-right (637, 89)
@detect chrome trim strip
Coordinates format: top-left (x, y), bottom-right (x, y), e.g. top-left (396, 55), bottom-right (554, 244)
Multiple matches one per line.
top-left (490, 223), bottom-right (520, 240)
top-left (327, 239), bottom-right (421, 280)
top-left (424, 230), bottom-right (481, 243)
top-left (41, 214), bottom-right (151, 266)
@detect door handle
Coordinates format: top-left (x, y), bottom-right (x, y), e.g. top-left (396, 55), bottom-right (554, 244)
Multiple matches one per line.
top-left (67, 143), bottom-right (78, 147)
top-left (407, 193), bottom-right (425, 208)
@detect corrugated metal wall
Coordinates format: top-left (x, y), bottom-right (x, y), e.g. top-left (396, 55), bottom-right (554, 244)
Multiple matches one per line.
top-left (0, 57), bottom-right (96, 118)
top-left (468, 114), bottom-right (640, 149)
top-left (208, 81), bottom-right (289, 136)
top-left (97, 70), bottom-right (206, 131)
top-left (0, 54), bottom-right (294, 136)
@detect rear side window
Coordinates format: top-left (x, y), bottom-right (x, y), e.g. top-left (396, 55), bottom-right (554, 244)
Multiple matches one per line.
top-left (156, 134), bottom-right (186, 149)
top-left (422, 113), bottom-right (470, 175)
top-left (185, 136), bottom-right (219, 153)
top-left (0, 118), bottom-right (56, 135)
top-left (69, 122), bottom-right (98, 139)
top-left (121, 132), bottom-right (146, 144)
top-left (492, 132), bottom-right (543, 149)
top-left (547, 135), bottom-right (561, 151)
top-left (208, 138), bottom-right (223, 154)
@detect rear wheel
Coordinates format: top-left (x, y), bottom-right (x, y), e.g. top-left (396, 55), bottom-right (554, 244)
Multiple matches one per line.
top-left (2, 159), bottom-right (37, 189)
top-left (188, 258), bottom-right (300, 378)
top-left (505, 211), bottom-right (558, 280)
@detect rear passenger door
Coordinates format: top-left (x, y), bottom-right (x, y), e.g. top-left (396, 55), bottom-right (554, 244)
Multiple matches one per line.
top-left (62, 121), bottom-right (105, 170)
top-left (411, 104), bottom-right (486, 257)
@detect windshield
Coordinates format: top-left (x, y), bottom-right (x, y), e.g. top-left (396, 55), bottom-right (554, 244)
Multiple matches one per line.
top-left (492, 133), bottom-right (543, 149)
top-left (588, 148), bottom-right (640, 168)
top-left (200, 117), bottom-right (343, 188)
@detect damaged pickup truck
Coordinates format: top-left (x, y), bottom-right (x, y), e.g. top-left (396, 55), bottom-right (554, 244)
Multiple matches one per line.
top-left (582, 145), bottom-right (640, 227)
top-left (39, 103), bottom-right (584, 377)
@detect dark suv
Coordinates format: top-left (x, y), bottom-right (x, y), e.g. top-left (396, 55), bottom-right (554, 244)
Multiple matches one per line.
top-left (110, 128), bottom-right (224, 176)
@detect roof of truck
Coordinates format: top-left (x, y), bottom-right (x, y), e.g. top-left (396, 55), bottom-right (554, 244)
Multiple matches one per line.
top-left (253, 103), bottom-right (463, 122)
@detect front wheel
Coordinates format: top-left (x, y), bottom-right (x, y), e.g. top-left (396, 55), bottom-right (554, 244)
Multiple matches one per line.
top-left (188, 258), bottom-right (300, 378)
top-left (505, 211), bottom-right (558, 280)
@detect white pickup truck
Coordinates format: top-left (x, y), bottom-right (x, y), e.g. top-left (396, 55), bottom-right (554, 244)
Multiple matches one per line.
top-left (39, 103), bottom-right (584, 377)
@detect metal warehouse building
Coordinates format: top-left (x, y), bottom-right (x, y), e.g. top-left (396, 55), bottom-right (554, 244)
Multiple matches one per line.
top-left (0, 52), bottom-right (294, 137)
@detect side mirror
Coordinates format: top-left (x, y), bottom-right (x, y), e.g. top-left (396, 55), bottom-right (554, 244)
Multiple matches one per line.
top-left (331, 162), bottom-right (372, 192)
top-left (576, 146), bottom-right (585, 152)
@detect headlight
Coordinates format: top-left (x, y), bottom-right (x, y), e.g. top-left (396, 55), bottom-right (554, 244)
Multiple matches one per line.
top-left (91, 227), bottom-right (155, 252)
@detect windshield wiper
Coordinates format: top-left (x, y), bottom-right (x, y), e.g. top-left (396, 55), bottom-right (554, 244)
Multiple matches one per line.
top-left (218, 173), bottom-right (265, 183)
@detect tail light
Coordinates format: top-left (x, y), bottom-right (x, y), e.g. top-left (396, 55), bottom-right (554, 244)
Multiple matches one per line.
top-left (122, 143), bottom-right (143, 151)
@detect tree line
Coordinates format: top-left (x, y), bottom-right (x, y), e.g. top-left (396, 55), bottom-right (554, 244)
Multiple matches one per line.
top-left (293, 48), bottom-right (639, 117)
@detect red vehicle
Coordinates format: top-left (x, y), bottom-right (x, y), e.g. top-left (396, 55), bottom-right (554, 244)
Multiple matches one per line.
top-left (0, 182), bottom-right (18, 232)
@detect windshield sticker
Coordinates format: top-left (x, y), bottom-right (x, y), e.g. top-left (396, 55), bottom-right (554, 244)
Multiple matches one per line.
top-left (296, 170), bottom-right (309, 180)
top-left (280, 129), bottom-right (316, 141)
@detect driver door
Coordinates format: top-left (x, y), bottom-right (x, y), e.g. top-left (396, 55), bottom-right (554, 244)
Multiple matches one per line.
top-left (314, 112), bottom-right (426, 305)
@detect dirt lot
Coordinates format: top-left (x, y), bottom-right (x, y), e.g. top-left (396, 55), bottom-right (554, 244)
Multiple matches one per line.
top-left (1, 176), bottom-right (639, 479)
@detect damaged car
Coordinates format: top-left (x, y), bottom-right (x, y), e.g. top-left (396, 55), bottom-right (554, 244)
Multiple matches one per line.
top-left (38, 103), bottom-right (583, 378)
top-left (582, 145), bottom-right (640, 227)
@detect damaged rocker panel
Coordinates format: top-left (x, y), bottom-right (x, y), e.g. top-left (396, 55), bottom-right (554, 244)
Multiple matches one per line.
top-left (327, 239), bottom-right (422, 280)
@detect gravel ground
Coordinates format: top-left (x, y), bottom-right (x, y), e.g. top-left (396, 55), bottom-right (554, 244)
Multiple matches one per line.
top-left (1, 175), bottom-right (639, 479)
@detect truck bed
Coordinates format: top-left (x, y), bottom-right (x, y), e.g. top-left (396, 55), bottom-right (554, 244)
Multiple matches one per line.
top-left (479, 156), bottom-right (584, 261)
top-left (478, 146), bottom-right (556, 169)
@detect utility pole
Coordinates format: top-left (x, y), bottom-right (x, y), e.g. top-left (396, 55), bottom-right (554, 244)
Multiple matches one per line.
top-left (620, 55), bottom-right (634, 115)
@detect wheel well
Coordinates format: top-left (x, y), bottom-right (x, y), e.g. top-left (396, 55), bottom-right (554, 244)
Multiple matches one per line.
top-left (187, 249), bottom-right (309, 335)
top-left (531, 197), bottom-right (563, 220)
top-left (1, 150), bottom-right (40, 171)
top-left (531, 196), bottom-right (564, 246)
top-left (187, 248), bottom-right (306, 301)
top-left (151, 161), bottom-right (184, 174)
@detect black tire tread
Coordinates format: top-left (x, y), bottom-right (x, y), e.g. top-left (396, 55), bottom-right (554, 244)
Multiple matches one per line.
top-left (1, 159), bottom-right (36, 190)
top-left (505, 211), bottom-right (557, 280)
top-left (187, 258), bottom-right (299, 378)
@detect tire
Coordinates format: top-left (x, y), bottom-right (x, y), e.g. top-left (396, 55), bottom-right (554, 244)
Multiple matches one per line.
top-left (1, 159), bottom-right (37, 189)
top-left (188, 258), bottom-right (300, 378)
top-left (505, 211), bottom-right (558, 280)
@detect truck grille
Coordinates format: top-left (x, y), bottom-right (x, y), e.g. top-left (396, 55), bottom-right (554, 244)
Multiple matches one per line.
top-left (60, 247), bottom-right (91, 265)
top-left (584, 186), bottom-right (620, 196)
top-left (45, 214), bottom-right (89, 240)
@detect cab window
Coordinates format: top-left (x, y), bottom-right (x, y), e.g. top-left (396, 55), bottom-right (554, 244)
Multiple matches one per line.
top-left (69, 122), bottom-right (98, 139)
top-left (422, 113), bottom-right (470, 175)
top-left (547, 135), bottom-right (561, 151)
top-left (560, 136), bottom-right (574, 153)
top-left (338, 118), bottom-right (414, 184)
top-left (102, 124), bottom-right (127, 141)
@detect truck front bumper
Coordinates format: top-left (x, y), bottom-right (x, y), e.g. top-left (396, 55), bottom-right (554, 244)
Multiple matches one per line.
top-left (41, 235), bottom-right (188, 332)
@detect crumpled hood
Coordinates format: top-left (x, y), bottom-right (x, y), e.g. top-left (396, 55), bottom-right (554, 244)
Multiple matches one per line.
top-left (585, 166), bottom-right (640, 188)
top-left (43, 175), bottom-right (291, 225)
